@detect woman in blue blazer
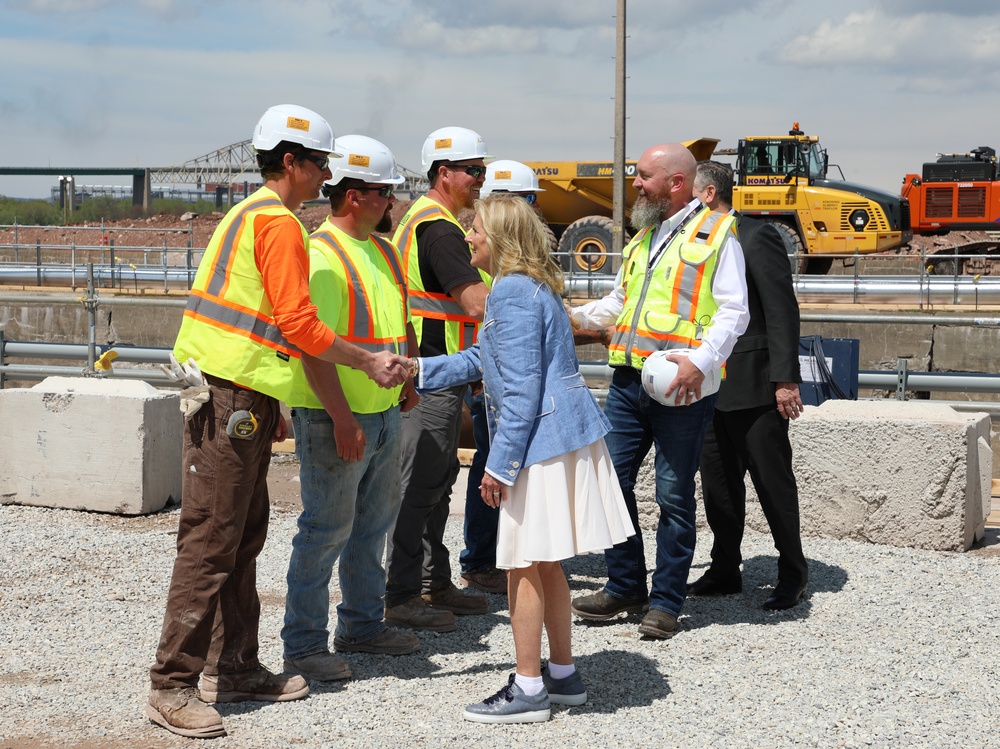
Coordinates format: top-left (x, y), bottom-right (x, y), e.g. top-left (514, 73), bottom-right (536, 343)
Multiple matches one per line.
top-left (410, 194), bottom-right (633, 724)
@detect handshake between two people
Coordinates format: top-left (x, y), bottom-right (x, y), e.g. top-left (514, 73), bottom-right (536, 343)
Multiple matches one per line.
top-left (367, 351), bottom-right (416, 389)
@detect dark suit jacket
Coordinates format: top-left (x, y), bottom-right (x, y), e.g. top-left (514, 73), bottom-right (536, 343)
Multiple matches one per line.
top-left (716, 214), bottom-right (801, 412)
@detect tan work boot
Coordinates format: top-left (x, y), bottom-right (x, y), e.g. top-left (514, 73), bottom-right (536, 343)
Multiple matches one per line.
top-left (146, 686), bottom-right (226, 739)
top-left (201, 666), bottom-right (309, 703)
top-left (422, 582), bottom-right (489, 615)
top-left (385, 595), bottom-right (457, 632)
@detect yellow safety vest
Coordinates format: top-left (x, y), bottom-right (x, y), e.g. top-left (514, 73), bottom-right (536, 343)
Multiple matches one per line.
top-left (284, 221), bottom-right (410, 413)
top-left (393, 195), bottom-right (480, 354)
top-left (608, 205), bottom-right (736, 370)
top-left (174, 186), bottom-right (308, 398)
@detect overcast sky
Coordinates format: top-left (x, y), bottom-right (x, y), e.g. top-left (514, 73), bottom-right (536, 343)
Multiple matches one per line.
top-left (1, 0), bottom-right (998, 201)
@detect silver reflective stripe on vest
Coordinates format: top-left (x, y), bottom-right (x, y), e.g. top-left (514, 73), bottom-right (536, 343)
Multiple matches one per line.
top-left (674, 211), bottom-right (721, 320)
top-left (410, 295), bottom-right (468, 318)
top-left (313, 230), bottom-right (372, 335)
top-left (372, 236), bottom-right (408, 308)
top-left (206, 197), bottom-right (284, 296)
top-left (185, 294), bottom-right (297, 352)
top-left (461, 323), bottom-right (475, 350)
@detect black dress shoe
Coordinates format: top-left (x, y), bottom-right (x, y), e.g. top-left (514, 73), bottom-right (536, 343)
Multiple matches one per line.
top-left (761, 581), bottom-right (808, 610)
top-left (571, 590), bottom-right (648, 620)
top-left (687, 572), bottom-right (742, 597)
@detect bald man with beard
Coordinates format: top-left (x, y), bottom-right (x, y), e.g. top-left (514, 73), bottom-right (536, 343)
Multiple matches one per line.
top-left (568, 143), bottom-right (749, 640)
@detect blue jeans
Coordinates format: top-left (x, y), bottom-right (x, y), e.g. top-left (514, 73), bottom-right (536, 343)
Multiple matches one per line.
top-left (461, 389), bottom-right (499, 574)
top-left (282, 406), bottom-right (401, 658)
top-left (602, 367), bottom-right (717, 617)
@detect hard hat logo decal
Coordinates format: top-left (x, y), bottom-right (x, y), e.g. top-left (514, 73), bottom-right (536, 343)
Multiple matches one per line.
top-left (285, 116), bottom-right (310, 132)
top-left (434, 138), bottom-right (453, 149)
top-left (349, 154), bottom-right (371, 167)
top-left (496, 171), bottom-right (512, 180)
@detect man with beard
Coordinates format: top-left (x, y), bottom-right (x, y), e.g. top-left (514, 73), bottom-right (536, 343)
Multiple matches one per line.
top-left (280, 135), bottom-right (423, 682)
top-left (568, 143), bottom-right (749, 640)
top-left (384, 127), bottom-right (493, 632)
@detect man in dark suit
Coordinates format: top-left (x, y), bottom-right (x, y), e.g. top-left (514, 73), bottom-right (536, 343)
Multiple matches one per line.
top-left (688, 161), bottom-right (809, 610)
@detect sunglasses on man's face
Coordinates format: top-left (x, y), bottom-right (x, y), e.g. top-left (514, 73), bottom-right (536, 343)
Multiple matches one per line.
top-left (297, 152), bottom-right (330, 171)
top-left (353, 185), bottom-right (395, 198)
top-left (446, 164), bottom-right (487, 180)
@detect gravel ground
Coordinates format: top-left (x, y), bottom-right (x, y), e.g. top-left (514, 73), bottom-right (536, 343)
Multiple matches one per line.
top-left (2, 473), bottom-right (1000, 749)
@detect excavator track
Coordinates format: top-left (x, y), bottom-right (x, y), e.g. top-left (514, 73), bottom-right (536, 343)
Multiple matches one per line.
top-left (926, 238), bottom-right (1000, 276)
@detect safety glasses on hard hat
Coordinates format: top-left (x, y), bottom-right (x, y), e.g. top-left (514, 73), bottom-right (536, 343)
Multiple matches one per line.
top-left (493, 190), bottom-right (537, 205)
top-left (446, 164), bottom-right (487, 180)
top-left (353, 185), bottom-right (395, 198)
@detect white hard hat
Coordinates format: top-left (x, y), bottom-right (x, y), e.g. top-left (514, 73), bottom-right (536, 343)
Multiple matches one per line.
top-left (251, 104), bottom-right (338, 154)
top-left (481, 159), bottom-right (546, 198)
top-left (420, 126), bottom-right (492, 174)
top-left (325, 134), bottom-right (405, 187)
top-left (640, 349), bottom-right (721, 406)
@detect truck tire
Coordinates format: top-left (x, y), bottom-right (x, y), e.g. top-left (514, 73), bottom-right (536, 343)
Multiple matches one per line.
top-left (559, 216), bottom-right (618, 275)
top-left (762, 219), bottom-right (832, 275)
top-left (543, 223), bottom-right (559, 253)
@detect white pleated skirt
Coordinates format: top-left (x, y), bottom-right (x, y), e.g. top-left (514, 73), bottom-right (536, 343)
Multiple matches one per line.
top-left (495, 438), bottom-right (635, 570)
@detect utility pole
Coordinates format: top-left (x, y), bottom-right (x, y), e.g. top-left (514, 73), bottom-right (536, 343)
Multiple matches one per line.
top-left (612, 0), bottom-right (627, 254)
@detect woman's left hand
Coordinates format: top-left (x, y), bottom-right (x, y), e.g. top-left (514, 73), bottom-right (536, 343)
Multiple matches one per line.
top-left (480, 474), bottom-right (506, 508)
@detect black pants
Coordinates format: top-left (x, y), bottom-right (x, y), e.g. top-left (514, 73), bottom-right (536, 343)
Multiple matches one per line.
top-left (699, 404), bottom-right (808, 588)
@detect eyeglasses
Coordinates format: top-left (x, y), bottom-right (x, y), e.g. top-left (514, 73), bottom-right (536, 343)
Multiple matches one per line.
top-left (353, 185), bottom-right (394, 198)
top-left (446, 164), bottom-right (487, 180)
top-left (296, 152), bottom-right (330, 171)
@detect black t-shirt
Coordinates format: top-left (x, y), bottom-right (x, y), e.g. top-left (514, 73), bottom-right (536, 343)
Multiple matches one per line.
top-left (416, 219), bottom-right (482, 357)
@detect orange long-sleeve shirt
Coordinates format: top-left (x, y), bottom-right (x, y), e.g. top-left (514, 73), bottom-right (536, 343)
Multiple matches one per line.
top-left (253, 212), bottom-right (335, 357)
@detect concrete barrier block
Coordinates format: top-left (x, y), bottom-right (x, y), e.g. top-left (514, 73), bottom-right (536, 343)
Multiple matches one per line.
top-left (0, 377), bottom-right (182, 514)
top-left (633, 400), bottom-right (991, 552)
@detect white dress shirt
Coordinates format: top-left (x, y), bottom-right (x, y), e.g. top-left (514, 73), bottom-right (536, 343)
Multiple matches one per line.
top-left (571, 198), bottom-right (749, 376)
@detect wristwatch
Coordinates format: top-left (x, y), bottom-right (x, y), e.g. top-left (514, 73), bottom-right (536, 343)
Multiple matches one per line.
top-left (409, 358), bottom-right (420, 379)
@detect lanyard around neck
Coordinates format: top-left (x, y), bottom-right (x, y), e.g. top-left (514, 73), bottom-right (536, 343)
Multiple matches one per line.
top-left (647, 202), bottom-right (703, 269)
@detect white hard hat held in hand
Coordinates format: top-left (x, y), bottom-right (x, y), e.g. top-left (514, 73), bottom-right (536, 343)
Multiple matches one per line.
top-left (641, 349), bottom-right (721, 406)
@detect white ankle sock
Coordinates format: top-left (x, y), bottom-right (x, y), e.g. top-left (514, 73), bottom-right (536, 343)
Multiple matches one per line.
top-left (514, 673), bottom-right (545, 695)
top-left (546, 661), bottom-right (576, 680)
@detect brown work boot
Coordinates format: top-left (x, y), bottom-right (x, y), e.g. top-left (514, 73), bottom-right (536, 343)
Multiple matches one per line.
top-left (146, 686), bottom-right (226, 739)
top-left (283, 650), bottom-right (352, 682)
top-left (422, 582), bottom-right (489, 615)
top-left (571, 589), bottom-right (648, 620)
top-left (200, 666), bottom-right (309, 703)
top-left (637, 608), bottom-right (679, 639)
top-left (334, 628), bottom-right (420, 655)
top-left (461, 567), bottom-right (508, 594)
top-left (385, 595), bottom-right (457, 632)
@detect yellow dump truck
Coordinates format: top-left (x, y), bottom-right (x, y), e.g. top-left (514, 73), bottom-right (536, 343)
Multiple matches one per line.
top-left (525, 126), bottom-right (911, 275)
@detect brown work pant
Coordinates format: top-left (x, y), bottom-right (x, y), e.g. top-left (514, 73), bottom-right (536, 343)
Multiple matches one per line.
top-left (149, 376), bottom-right (279, 690)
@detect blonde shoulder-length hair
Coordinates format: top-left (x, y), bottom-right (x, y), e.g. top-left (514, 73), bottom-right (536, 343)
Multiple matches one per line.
top-left (475, 193), bottom-right (564, 295)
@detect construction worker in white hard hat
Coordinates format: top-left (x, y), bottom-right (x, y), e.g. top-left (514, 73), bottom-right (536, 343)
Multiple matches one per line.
top-left (480, 159), bottom-right (546, 203)
top-left (147, 106), bottom-right (410, 741)
top-left (384, 126), bottom-right (497, 632)
top-left (279, 135), bottom-right (424, 680)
